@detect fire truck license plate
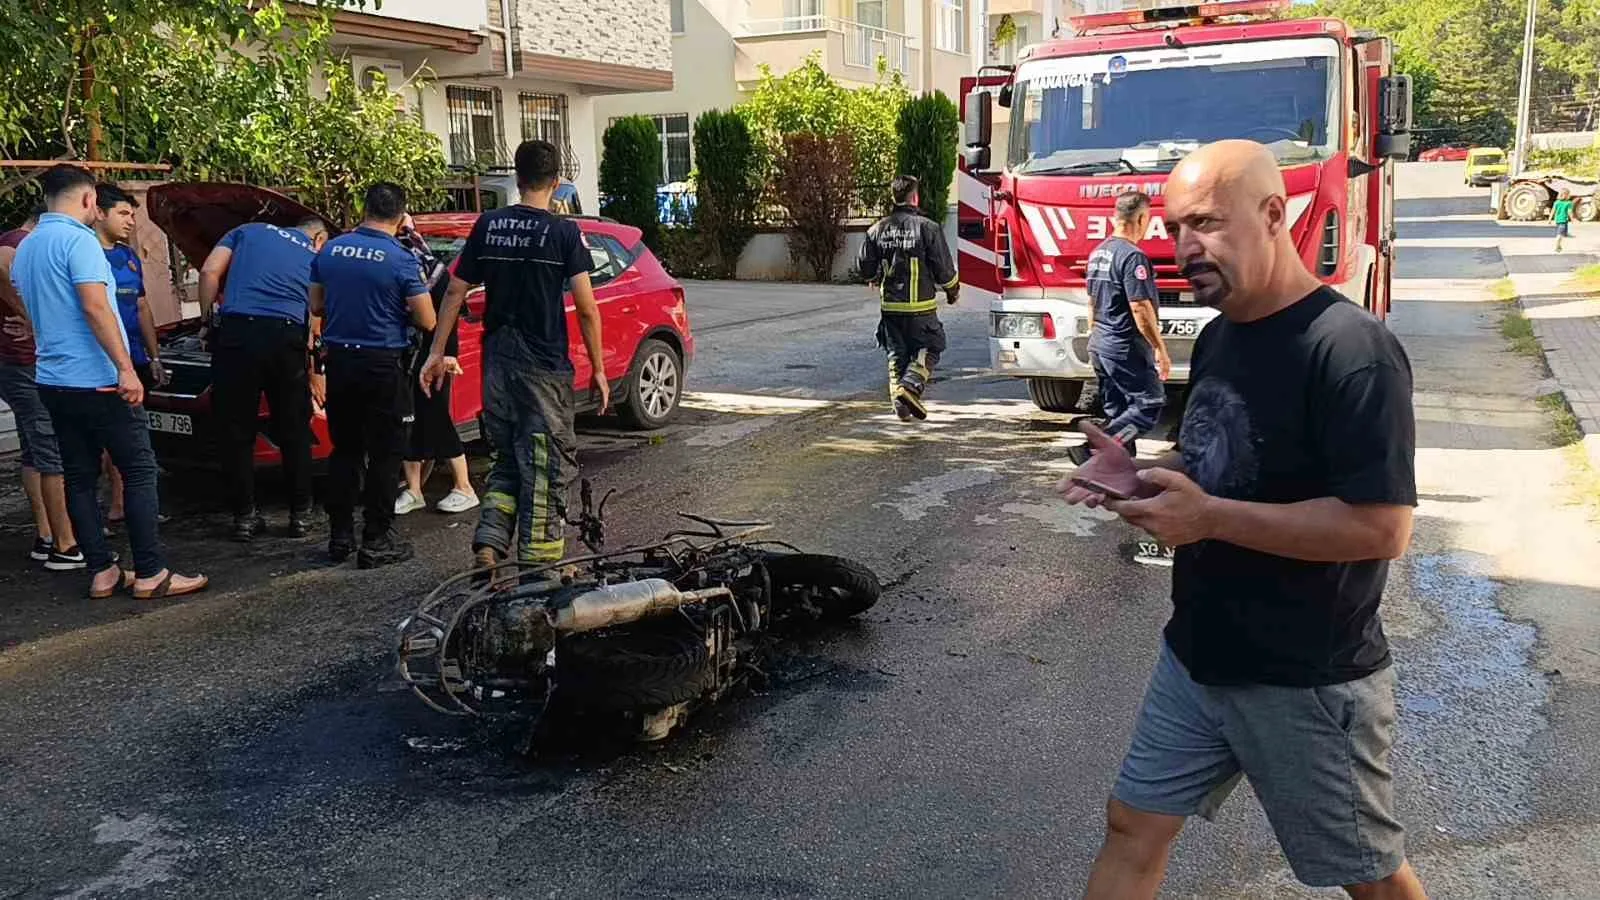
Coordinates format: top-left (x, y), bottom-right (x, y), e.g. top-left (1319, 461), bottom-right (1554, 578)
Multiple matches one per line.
top-left (147, 411), bottom-right (192, 435)
top-left (1160, 319), bottom-right (1200, 338)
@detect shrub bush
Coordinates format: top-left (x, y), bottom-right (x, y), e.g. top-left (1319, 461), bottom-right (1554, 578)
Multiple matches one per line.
top-left (773, 131), bottom-right (856, 281)
top-left (691, 108), bottom-right (760, 278)
top-left (599, 116), bottom-right (662, 248)
top-left (895, 91), bottom-right (960, 222)
top-left (1527, 147), bottom-right (1600, 179)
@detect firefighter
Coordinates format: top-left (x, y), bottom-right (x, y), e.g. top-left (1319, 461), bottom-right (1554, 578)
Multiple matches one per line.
top-left (1068, 190), bottom-right (1171, 465)
top-left (308, 183), bottom-right (436, 568)
top-left (857, 175), bottom-right (959, 421)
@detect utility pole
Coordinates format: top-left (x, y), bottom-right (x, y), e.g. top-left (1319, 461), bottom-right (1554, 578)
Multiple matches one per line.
top-left (1511, 0), bottom-right (1538, 176)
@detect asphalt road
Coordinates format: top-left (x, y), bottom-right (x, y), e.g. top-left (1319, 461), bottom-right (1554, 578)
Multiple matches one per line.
top-left (2, 163), bottom-right (1597, 899)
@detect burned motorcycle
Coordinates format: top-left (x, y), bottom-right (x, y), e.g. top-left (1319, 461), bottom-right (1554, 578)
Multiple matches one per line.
top-left (395, 483), bottom-right (880, 743)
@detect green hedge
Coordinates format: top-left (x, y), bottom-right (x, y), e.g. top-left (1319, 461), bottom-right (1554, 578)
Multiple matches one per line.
top-left (599, 116), bottom-right (662, 248)
top-left (895, 92), bottom-right (960, 223)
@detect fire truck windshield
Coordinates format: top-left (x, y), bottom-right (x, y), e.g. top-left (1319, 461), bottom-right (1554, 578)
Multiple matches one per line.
top-left (1008, 37), bottom-right (1341, 175)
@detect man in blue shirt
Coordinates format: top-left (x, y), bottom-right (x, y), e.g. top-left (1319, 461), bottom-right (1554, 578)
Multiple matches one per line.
top-left (309, 182), bottom-right (435, 568)
top-left (1068, 190), bottom-right (1171, 466)
top-left (197, 214), bottom-right (329, 541)
top-left (94, 183), bottom-right (169, 527)
top-left (10, 165), bottom-right (206, 600)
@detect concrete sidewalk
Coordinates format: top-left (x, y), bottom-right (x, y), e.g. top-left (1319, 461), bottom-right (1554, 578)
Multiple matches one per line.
top-left (1499, 219), bottom-right (1600, 465)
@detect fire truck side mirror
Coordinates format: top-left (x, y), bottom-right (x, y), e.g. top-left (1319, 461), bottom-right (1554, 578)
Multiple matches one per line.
top-left (965, 90), bottom-right (993, 150)
top-left (1377, 74), bottom-right (1414, 160)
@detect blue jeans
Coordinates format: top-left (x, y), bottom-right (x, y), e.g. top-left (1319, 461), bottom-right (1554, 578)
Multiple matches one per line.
top-left (38, 387), bottom-right (166, 576)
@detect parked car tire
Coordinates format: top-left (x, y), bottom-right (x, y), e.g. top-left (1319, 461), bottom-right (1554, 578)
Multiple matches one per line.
top-left (556, 620), bottom-right (713, 711)
top-left (618, 338), bottom-right (684, 430)
top-left (1027, 377), bottom-right (1087, 413)
top-left (765, 553), bottom-right (881, 621)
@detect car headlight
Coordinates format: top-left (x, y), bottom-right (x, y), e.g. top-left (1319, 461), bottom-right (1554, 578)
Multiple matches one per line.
top-left (991, 313), bottom-right (1056, 339)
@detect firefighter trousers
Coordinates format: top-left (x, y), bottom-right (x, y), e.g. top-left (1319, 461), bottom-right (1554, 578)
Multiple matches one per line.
top-left (475, 332), bottom-right (578, 564)
top-left (877, 312), bottom-right (946, 411)
top-left (1091, 352), bottom-right (1165, 446)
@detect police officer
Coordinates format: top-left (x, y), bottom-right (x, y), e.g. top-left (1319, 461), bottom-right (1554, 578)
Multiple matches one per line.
top-left (198, 214), bottom-right (329, 541)
top-left (1068, 190), bottom-right (1170, 465)
top-left (857, 175), bottom-right (959, 422)
top-left (309, 183), bottom-right (436, 568)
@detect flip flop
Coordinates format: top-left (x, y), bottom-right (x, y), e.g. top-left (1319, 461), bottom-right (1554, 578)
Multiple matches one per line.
top-left (133, 571), bottom-right (209, 601)
top-left (89, 568), bottom-right (136, 600)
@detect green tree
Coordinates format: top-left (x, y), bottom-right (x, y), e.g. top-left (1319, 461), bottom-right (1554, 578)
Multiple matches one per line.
top-left (895, 92), bottom-right (960, 222)
top-left (600, 116), bottom-right (663, 248)
top-left (691, 108), bottom-right (760, 278)
top-left (740, 54), bottom-right (909, 211)
top-left (0, 0), bottom-right (344, 161)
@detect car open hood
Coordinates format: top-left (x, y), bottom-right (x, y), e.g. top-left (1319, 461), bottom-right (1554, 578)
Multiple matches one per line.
top-left (146, 183), bottom-right (330, 263)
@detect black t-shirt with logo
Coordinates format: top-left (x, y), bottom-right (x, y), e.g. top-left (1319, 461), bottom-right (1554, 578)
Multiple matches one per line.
top-left (1164, 287), bottom-right (1417, 687)
top-left (453, 205), bottom-right (592, 374)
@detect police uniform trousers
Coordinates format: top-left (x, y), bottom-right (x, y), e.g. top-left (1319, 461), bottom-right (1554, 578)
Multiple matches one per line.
top-left (323, 344), bottom-right (412, 543)
top-left (474, 329), bottom-right (579, 564)
top-left (877, 311), bottom-right (947, 403)
top-left (210, 314), bottom-right (314, 517)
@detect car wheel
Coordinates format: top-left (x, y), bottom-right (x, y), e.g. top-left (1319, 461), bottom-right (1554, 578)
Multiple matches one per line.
top-left (619, 338), bottom-right (683, 430)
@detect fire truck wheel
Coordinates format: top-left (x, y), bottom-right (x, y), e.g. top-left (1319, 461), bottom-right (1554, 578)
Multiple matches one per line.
top-left (765, 553), bottom-right (881, 620)
top-left (557, 621), bottom-right (713, 712)
top-left (1503, 183), bottom-right (1551, 222)
top-left (1027, 378), bottom-right (1087, 413)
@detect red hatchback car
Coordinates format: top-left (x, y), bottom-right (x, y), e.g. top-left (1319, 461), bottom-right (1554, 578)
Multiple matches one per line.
top-left (1418, 143), bottom-right (1473, 162)
top-left (142, 184), bottom-right (693, 469)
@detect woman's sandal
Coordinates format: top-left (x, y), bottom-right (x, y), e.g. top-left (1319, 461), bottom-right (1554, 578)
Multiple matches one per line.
top-left (89, 568), bottom-right (136, 600)
top-left (132, 571), bottom-right (209, 601)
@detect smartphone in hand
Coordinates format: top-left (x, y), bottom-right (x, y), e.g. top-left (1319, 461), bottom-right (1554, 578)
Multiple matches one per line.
top-left (1069, 474), bottom-right (1135, 501)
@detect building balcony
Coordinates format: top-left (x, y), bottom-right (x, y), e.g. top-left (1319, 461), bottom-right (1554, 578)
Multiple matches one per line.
top-left (987, 0), bottom-right (1046, 17)
top-left (735, 17), bottom-right (921, 91)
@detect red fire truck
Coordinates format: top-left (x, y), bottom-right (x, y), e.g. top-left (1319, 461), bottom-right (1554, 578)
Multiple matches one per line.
top-left (958, 0), bottom-right (1413, 412)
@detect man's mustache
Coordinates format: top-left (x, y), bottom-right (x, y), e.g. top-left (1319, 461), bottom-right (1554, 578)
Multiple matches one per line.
top-left (1182, 261), bottom-right (1223, 281)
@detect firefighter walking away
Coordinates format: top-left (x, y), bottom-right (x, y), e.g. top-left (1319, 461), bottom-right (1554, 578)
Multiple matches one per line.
top-left (858, 176), bottom-right (959, 422)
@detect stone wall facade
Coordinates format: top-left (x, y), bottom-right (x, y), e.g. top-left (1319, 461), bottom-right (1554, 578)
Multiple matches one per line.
top-left (515, 0), bottom-right (672, 73)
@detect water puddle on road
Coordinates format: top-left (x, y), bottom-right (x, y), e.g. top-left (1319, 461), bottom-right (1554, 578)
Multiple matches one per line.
top-left (1395, 551), bottom-right (1547, 838)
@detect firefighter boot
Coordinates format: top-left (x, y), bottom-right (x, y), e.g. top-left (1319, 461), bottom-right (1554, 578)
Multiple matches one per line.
top-left (896, 351), bottom-right (931, 421)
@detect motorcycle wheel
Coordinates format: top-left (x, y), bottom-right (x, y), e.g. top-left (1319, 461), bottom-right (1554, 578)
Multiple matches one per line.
top-left (557, 621), bottom-right (713, 712)
top-left (765, 554), bottom-right (881, 621)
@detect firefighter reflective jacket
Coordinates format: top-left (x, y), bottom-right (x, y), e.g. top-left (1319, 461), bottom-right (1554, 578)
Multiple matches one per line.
top-left (857, 204), bottom-right (959, 314)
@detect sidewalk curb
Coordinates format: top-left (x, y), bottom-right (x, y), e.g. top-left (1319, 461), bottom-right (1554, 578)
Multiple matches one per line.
top-left (1511, 286), bottom-right (1600, 473)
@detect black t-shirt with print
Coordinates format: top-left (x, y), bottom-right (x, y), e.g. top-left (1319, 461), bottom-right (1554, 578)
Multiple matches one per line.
top-left (453, 205), bottom-right (592, 374)
top-left (1164, 287), bottom-right (1417, 687)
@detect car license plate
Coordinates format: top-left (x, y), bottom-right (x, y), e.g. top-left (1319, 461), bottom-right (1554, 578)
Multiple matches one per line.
top-left (147, 411), bottom-right (192, 435)
top-left (1160, 319), bottom-right (1200, 338)
top-left (1133, 539), bottom-right (1175, 567)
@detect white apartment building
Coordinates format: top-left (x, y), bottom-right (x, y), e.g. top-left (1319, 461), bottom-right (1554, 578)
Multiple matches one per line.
top-left (317, 0), bottom-right (674, 208)
top-left (590, 0), bottom-right (975, 186)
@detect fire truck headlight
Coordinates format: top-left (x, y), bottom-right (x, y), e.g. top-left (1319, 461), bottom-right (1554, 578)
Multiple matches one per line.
top-left (991, 313), bottom-right (1053, 339)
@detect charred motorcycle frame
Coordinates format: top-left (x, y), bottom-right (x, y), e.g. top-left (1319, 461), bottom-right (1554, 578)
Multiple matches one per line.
top-left (396, 483), bottom-right (880, 743)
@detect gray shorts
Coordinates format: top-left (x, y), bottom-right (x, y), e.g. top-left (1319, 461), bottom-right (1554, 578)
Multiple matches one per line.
top-left (1113, 642), bottom-right (1405, 887)
top-left (0, 363), bottom-right (63, 475)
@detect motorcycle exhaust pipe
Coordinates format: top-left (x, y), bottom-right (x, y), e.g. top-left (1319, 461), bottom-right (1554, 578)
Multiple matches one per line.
top-left (549, 579), bottom-right (732, 634)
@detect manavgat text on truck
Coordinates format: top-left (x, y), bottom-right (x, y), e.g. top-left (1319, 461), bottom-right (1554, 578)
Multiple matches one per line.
top-left (957, 0), bottom-right (1414, 413)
